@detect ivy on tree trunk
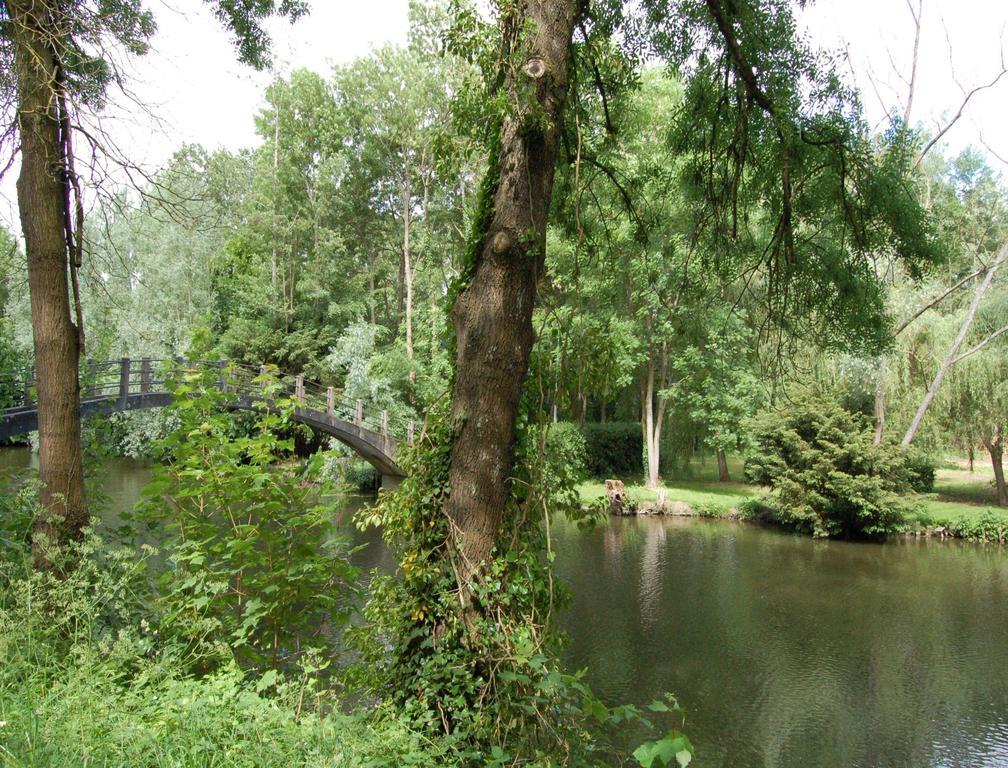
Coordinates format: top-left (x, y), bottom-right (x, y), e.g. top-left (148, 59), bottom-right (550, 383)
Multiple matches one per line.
top-left (445, 0), bottom-right (579, 589)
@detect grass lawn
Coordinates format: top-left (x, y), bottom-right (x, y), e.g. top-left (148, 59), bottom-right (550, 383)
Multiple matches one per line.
top-left (932, 454), bottom-right (1003, 506)
top-left (576, 453), bottom-right (756, 515)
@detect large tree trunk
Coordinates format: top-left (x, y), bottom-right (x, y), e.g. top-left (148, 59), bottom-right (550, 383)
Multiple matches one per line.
top-left (445, 0), bottom-right (578, 586)
top-left (9, 0), bottom-right (88, 568)
top-left (981, 427), bottom-right (1008, 506)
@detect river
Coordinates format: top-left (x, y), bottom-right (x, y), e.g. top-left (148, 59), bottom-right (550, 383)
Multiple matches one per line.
top-left (3, 449), bottom-right (1007, 768)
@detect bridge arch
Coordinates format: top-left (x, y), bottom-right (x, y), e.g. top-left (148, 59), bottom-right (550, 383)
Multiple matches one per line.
top-left (0, 359), bottom-right (409, 486)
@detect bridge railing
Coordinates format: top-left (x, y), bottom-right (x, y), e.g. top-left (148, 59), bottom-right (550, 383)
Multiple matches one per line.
top-left (0, 357), bottom-right (415, 446)
top-left (221, 362), bottom-right (412, 443)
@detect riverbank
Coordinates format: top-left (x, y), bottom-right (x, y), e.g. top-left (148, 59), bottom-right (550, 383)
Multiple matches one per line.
top-left (576, 455), bottom-right (1008, 544)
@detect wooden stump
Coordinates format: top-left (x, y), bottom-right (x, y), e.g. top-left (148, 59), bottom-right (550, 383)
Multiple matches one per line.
top-left (605, 479), bottom-right (634, 516)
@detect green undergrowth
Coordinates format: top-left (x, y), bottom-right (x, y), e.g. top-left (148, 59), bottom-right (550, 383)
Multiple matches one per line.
top-left (904, 499), bottom-right (1008, 543)
top-left (0, 535), bottom-right (451, 768)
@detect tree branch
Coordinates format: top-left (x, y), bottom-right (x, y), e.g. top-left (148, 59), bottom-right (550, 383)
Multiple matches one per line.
top-left (914, 34), bottom-right (1007, 167)
top-left (893, 264), bottom-right (984, 336)
top-left (953, 323), bottom-right (1008, 365)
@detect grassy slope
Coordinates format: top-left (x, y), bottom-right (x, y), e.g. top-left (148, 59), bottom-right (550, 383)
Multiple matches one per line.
top-left (906, 455), bottom-right (1008, 537)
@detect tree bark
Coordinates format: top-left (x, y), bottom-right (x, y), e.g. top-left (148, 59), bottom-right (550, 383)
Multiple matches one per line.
top-left (981, 427), bottom-right (1007, 506)
top-left (717, 449), bottom-right (730, 482)
top-left (902, 243), bottom-right (1008, 446)
top-left (445, 0), bottom-right (578, 586)
top-left (9, 0), bottom-right (88, 568)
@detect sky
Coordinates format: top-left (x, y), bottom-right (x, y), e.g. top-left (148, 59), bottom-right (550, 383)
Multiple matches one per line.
top-left (1, 0), bottom-right (1006, 235)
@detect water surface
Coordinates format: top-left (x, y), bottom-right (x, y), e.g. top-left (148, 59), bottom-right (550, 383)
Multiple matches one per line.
top-left (3, 448), bottom-right (1006, 767)
top-left (553, 515), bottom-right (1008, 768)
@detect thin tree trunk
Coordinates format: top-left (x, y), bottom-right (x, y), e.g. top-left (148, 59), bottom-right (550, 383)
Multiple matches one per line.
top-left (271, 95), bottom-right (279, 292)
top-left (642, 339), bottom-right (668, 489)
top-left (981, 427), bottom-right (1007, 506)
top-left (644, 357), bottom-right (658, 488)
top-left (445, 0), bottom-right (578, 587)
top-left (717, 449), bottom-right (730, 482)
top-left (10, 0), bottom-right (88, 568)
top-left (367, 254), bottom-right (377, 325)
top-left (402, 176), bottom-right (414, 384)
top-left (902, 243), bottom-right (1008, 446)
top-left (873, 355), bottom-right (887, 444)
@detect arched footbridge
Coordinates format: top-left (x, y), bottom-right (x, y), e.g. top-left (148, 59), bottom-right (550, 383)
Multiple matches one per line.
top-left (0, 359), bottom-right (412, 487)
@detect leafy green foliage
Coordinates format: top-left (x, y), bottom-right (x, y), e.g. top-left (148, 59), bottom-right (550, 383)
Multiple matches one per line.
top-left (0, 471), bottom-right (37, 565)
top-left (744, 397), bottom-right (921, 538)
top-left (580, 422), bottom-right (644, 478)
top-left (136, 364), bottom-right (360, 670)
top-left (633, 726), bottom-right (694, 768)
top-left (545, 421), bottom-right (588, 482)
top-left (947, 511), bottom-right (1008, 543)
top-left (206, 0), bottom-right (308, 69)
top-left (904, 450), bottom-right (937, 494)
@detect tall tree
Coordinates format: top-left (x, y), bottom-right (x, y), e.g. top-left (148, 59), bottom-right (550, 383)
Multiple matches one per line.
top-left (441, 0), bottom-right (936, 588)
top-left (445, 0), bottom-right (580, 585)
top-left (0, 0), bottom-right (305, 568)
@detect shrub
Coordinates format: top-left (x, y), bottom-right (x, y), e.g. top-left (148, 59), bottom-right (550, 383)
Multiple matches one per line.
top-left (949, 511), bottom-right (1008, 543)
top-left (904, 449), bottom-right (936, 493)
top-left (744, 397), bottom-right (918, 538)
top-left (580, 421), bottom-right (642, 478)
top-left (136, 365), bottom-right (361, 670)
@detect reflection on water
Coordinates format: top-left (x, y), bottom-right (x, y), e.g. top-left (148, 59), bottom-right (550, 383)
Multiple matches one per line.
top-left (3, 447), bottom-right (1006, 767)
top-left (554, 515), bottom-right (1008, 768)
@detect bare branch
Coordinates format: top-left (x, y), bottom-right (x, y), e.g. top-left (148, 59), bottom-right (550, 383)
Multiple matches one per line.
top-left (893, 264), bottom-right (984, 336)
top-left (980, 132), bottom-right (1008, 166)
top-left (903, 0), bottom-right (922, 125)
top-left (953, 323), bottom-right (1008, 365)
top-left (914, 28), bottom-right (1008, 167)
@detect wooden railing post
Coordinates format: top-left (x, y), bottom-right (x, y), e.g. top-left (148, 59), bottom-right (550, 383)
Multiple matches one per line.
top-left (118, 358), bottom-right (131, 404)
top-left (23, 366), bottom-right (34, 406)
top-left (141, 358), bottom-right (152, 394)
top-left (355, 400), bottom-right (363, 435)
top-left (86, 359), bottom-right (98, 398)
top-left (217, 359), bottom-right (228, 392)
top-left (294, 375), bottom-right (304, 404)
top-left (326, 386), bottom-right (335, 417)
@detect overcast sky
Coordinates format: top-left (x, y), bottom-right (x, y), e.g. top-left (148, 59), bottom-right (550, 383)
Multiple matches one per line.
top-left (1, 0), bottom-right (1005, 234)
